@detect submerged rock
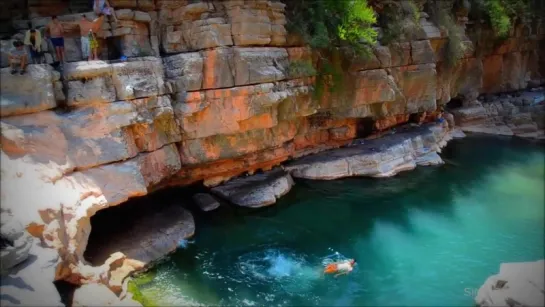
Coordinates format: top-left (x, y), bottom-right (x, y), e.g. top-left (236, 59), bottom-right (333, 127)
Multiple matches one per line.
top-left (285, 123), bottom-right (456, 180)
top-left (211, 168), bottom-right (294, 208)
top-left (193, 193), bottom-right (221, 212)
top-left (475, 259), bottom-right (545, 307)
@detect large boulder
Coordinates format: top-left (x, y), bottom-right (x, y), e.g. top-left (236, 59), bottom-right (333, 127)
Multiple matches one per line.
top-left (211, 168), bottom-right (294, 208)
top-left (192, 193), bottom-right (220, 212)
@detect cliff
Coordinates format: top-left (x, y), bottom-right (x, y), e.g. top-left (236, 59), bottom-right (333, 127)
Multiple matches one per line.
top-left (0, 0), bottom-right (544, 305)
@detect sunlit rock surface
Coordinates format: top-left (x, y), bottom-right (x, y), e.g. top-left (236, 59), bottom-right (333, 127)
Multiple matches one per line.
top-left (0, 0), bottom-right (543, 302)
top-left (475, 260), bottom-right (545, 307)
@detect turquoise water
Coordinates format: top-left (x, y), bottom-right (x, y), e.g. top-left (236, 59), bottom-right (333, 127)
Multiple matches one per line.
top-left (132, 136), bottom-right (544, 306)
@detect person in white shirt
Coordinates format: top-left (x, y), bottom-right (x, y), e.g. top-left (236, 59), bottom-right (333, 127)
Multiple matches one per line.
top-left (323, 259), bottom-right (357, 277)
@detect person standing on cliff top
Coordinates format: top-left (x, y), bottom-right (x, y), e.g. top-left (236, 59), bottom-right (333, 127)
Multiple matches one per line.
top-left (23, 26), bottom-right (43, 64)
top-left (93, 0), bottom-right (118, 22)
top-left (45, 16), bottom-right (66, 64)
top-left (78, 14), bottom-right (104, 61)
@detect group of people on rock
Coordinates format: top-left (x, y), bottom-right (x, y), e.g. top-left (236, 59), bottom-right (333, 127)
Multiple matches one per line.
top-left (7, 0), bottom-right (116, 75)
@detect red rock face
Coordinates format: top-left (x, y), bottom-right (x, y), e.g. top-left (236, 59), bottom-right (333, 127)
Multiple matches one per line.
top-left (0, 0), bottom-right (543, 293)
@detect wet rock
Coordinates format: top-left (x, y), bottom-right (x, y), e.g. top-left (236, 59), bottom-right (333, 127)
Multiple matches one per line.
top-left (1, 65), bottom-right (58, 117)
top-left (192, 193), bottom-right (220, 212)
top-left (211, 168), bottom-right (294, 208)
top-left (285, 123), bottom-right (455, 180)
top-left (475, 260), bottom-right (544, 307)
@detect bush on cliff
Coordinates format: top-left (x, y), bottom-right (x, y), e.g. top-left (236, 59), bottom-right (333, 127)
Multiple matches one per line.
top-left (471, 0), bottom-right (540, 38)
top-left (428, 1), bottom-right (466, 68)
top-left (285, 0), bottom-right (378, 98)
top-left (379, 0), bottom-right (422, 45)
top-left (286, 0), bottom-right (378, 54)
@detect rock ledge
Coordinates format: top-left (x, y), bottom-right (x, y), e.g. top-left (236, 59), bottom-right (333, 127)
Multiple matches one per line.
top-left (476, 259), bottom-right (545, 307)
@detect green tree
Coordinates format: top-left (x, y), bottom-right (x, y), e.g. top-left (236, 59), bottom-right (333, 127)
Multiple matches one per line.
top-left (285, 0), bottom-right (378, 98)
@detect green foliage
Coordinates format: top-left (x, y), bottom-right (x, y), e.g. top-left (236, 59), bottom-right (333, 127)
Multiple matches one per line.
top-left (471, 0), bottom-right (539, 39)
top-left (484, 0), bottom-right (513, 37)
top-left (428, 1), bottom-right (466, 68)
top-left (285, 0), bottom-right (378, 97)
top-left (286, 0), bottom-right (377, 53)
top-left (337, 1), bottom-right (378, 48)
top-left (379, 1), bottom-right (422, 45)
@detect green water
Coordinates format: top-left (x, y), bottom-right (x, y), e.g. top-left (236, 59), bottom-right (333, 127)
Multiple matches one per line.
top-left (132, 136), bottom-right (544, 306)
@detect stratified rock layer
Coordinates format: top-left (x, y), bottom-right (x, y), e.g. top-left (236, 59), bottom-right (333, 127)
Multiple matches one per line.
top-left (475, 260), bottom-right (545, 307)
top-left (0, 0), bottom-right (543, 301)
top-left (453, 89), bottom-right (545, 140)
top-left (286, 123), bottom-right (461, 180)
top-left (211, 168), bottom-right (294, 208)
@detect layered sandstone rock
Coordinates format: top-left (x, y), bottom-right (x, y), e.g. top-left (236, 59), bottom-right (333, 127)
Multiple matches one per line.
top-left (0, 0), bottom-right (543, 303)
top-left (211, 168), bottom-right (294, 208)
top-left (0, 65), bottom-right (62, 117)
top-left (158, 0), bottom-right (287, 53)
top-left (1, 58), bottom-right (184, 291)
top-left (475, 260), bottom-right (545, 307)
top-left (452, 89), bottom-right (545, 140)
top-left (286, 123), bottom-right (463, 180)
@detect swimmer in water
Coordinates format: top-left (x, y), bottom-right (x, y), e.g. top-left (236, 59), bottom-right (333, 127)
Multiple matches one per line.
top-left (323, 259), bottom-right (356, 277)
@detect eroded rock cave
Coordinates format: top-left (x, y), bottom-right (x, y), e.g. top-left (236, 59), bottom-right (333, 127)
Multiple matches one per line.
top-left (83, 187), bottom-right (197, 267)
